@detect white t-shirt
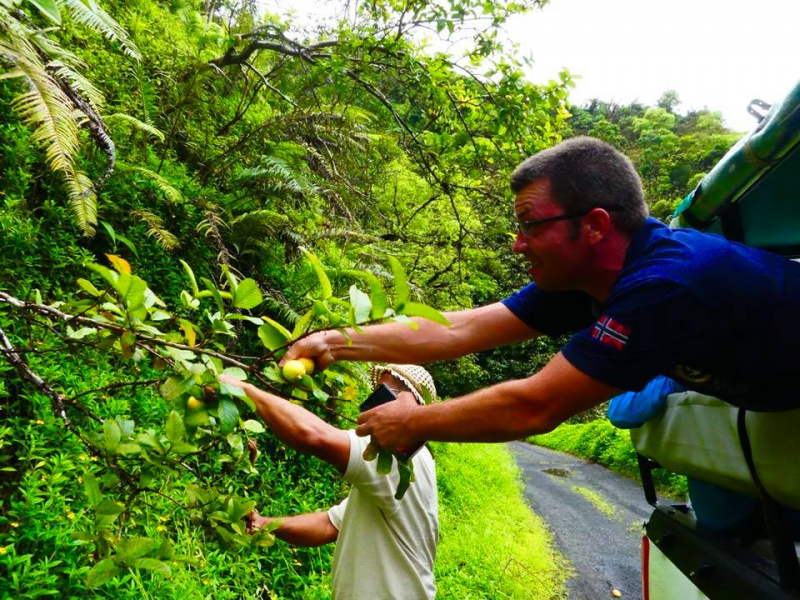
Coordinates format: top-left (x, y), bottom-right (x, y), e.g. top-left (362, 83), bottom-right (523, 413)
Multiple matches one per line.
top-left (327, 431), bottom-right (438, 600)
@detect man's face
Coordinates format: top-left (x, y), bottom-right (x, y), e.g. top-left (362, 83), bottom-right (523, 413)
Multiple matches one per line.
top-left (377, 373), bottom-right (420, 405)
top-left (512, 179), bottom-right (592, 291)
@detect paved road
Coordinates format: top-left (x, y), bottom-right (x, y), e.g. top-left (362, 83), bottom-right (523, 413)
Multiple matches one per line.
top-left (510, 441), bottom-right (673, 600)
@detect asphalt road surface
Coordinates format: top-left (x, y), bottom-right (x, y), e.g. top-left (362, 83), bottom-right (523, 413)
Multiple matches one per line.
top-left (510, 441), bottom-right (676, 600)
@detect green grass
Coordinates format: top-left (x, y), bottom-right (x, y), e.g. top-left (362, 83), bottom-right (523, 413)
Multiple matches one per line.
top-left (571, 486), bottom-right (617, 519)
top-left (528, 419), bottom-right (689, 500)
top-left (434, 443), bottom-right (568, 600)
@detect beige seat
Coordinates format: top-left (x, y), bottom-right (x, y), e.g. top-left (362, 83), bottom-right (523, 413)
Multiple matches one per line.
top-left (631, 391), bottom-right (800, 510)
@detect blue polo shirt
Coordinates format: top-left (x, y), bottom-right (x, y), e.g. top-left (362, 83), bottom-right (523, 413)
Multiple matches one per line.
top-left (502, 218), bottom-right (800, 411)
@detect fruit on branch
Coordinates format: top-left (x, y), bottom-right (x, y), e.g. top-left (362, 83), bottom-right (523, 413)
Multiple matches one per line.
top-left (282, 359), bottom-right (306, 383)
top-left (298, 357), bottom-right (315, 375)
top-left (186, 396), bottom-right (204, 411)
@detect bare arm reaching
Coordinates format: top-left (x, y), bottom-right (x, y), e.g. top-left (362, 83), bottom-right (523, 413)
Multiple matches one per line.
top-left (283, 302), bottom-right (540, 369)
top-left (247, 510), bottom-right (338, 547)
top-left (356, 352), bottom-right (621, 447)
top-left (219, 375), bottom-right (350, 473)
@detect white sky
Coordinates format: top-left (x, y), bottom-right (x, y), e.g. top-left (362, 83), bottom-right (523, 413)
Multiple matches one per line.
top-left (264, 0), bottom-right (799, 133)
top-left (508, 0), bottom-right (799, 132)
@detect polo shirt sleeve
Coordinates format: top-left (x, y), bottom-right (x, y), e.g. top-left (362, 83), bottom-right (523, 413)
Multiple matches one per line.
top-left (562, 278), bottom-right (702, 392)
top-left (341, 430), bottom-right (401, 514)
top-left (501, 283), bottom-right (595, 337)
top-left (327, 497), bottom-right (348, 531)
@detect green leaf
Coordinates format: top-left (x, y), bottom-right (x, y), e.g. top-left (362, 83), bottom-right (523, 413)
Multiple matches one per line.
top-left (156, 539), bottom-right (174, 560)
top-left (29, 0), bottom-right (61, 23)
top-left (179, 260), bottom-right (200, 296)
top-left (87, 263), bottom-right (118, 288)
top-left (348, 285), bottom-right (372, 324)
top-left (395, 459), bottom-right (414, 500)
top-left (257, 319), bottom-right (290, 351)
top-left (86, 558), bottom-right (120, 588)
top-left (376, 448), bottom-right (393, 475)
top-left (398, 302), bottom-right (449, 326)
top-left (83, 469), bottom-right (103, 506)
top-left (116, 443), bottom-right (141, 455)
top-left (161, 375), bottom-right (193, 401)
top-left (95, 499), bottom-right (124, 516)
top-left (218, 399), bottom-right (239, 435)
top-left (300, 247), bottom-right (332, 299)
top-left (243, 420), bottom-right (264, 433)
top-left (233, 278), bottom-right (262, 309)
top-left (77, 278), bottom-right (103, 297)
top-left (119, 537), bottom-right (156, 560)
top-left (166, 411), bottom-right (185, 444)
top-left (350, 270), bottom-right (388, 320)
top-left (388, 256), bottom-right (410, 310)
top-left (291, 310), bottom-right (314, 339)
top-left (130, 558), bottom-right (172, 577)
top-left (115, 274), bottom-right (147, 310)
top-left (104, 420), bottom-right (121, 452)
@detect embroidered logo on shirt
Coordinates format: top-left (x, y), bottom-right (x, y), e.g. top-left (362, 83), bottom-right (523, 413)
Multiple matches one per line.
top-left (591, 315), bottom-right (631, 350)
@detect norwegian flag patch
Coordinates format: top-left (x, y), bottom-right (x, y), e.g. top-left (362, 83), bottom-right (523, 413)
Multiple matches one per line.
top-left (591, 315), bottom-right (631, 350)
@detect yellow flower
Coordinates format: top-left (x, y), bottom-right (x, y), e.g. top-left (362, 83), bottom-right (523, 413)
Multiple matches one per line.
top-left (0, 546), bottom-right (7, 555)
top-left (156, 525), bottom-right (166, 532)
top-left (40, 475), bottom-right (46, 482)
top-left (36, 419), bottom-right (44, 425)
top-left (78, 476), bottom-right (83, 484)
top-left (90, 456), bottom-right (98, 461)
top-left (78, 454), bottom-right (88, 462)
top-left (293, 559), bottom-right (302, 566)
top-left (342, 386), bottom-right (357, 401)
top-left (10, 522), bottom-right (19, 528)
top-left (66, 511), bottom-right (75, 521)
top-left (159, 515), bottom-right (169, 522)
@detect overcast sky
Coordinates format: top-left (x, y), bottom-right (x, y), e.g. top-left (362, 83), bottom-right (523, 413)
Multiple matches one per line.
top-left (264, 0), bottom-right (798, 133)
top-left (508, 0), bottom-right (799, 132)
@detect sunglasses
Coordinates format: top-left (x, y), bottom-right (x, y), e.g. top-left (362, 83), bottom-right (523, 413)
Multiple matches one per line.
top-left (514, 206), bottom-right (619, 238)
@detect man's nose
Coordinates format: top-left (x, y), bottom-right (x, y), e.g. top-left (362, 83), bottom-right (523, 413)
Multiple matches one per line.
top-left (512, 231), bottom-right (528, 253)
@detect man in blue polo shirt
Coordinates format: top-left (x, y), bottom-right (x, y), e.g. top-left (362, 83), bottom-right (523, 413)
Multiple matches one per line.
top-left (281, 136), bottom-right (800, 450)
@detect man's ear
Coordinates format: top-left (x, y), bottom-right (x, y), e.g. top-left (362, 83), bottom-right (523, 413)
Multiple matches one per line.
top-left (583, 208), bottom-right (613, 245)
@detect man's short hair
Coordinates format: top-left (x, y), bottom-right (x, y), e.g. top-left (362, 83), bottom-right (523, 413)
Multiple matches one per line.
top-left (510, 137), bottom-right (648, 235)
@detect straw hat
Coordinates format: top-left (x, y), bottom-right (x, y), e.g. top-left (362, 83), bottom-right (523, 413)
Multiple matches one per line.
top-left (369, 364), bottom-right (437, 405)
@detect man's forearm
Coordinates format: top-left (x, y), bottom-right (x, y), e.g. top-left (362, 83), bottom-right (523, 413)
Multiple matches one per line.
top-left (410, 379), bottom-right (556, 443)
top-left (330, 303), bottom-right (539, 364)
top-left (268, 512), bottom-right (338, 547)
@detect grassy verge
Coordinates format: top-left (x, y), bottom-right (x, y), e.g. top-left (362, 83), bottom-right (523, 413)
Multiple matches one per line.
top-left (528, 419), bottom-right (689, 500)
top-left (433, 443), bottom-right (568, 599)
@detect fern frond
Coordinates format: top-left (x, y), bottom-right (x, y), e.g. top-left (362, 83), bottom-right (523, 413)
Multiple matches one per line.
top-left (317, 229), bottom-right (380, 244)
top-left (261, 295), bottom-right (300, 326)
top-left (230, 209), bottom-right (290, 239)
top-left (56, 0), bottom-right (141, 60)
top-left (65, 169), bottom-right (97, 235)
top-left (133, 209), bottom-right (180, 250)
top-left (232, 156), bottom-right (316, 197)
top-left (106, 113), bottom-right (164, 142)
top-left (1, 34), bottom-right (97, 235)
top-left (4, 35), bottom-right (80, 175)
top-left (49, 60), bottom-right (104, 109)
top-left (127, 166), bottom-right (184, 203)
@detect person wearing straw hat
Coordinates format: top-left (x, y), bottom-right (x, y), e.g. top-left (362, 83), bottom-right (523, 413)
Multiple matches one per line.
top-left (218, 364), bottom-right (439, 600)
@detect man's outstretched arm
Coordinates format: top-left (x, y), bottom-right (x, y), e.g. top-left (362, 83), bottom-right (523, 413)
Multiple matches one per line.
top-left (248, 510), bottom-right (338, 547)
top-left (356, 352), bottom-right (621, 447)
top-left (283, 302), bottom-right (540, 369)
top-left (219, 375), bottom-right (350, 473)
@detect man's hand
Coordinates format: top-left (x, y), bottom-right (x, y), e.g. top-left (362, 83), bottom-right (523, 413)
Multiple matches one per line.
top-left (356, 391), bottom-right (423, 450)
top-left (244, 509), bottom-right (276, 535)
top-left (282, 331), bottom-right (340, 370)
